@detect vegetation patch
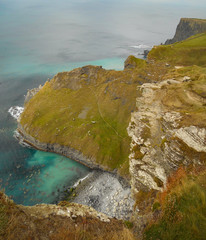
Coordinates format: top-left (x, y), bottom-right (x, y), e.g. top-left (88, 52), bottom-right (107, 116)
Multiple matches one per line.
top-left (134, 190), bottom-right (158, 213)
top-left (149, 32), bottom-right (206, 67)
top-left (143, 168), bottom-right (206, 240)
top-left (132, 144), bottom-right (144, 160)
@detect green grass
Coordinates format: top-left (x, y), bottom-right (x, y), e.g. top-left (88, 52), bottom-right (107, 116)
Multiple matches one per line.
top-left (0, 204), bottom-right (8, 236)
top-left (124, 55), bottom-right (147, 69)
top-left (143, 172), bottom-right (206, 240)
top-left (20, 67), bottom-right (141, 176)
top-left (149, 32), bottom-right (206, 66)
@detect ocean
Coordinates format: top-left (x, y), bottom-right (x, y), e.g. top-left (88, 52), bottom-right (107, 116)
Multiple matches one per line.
top-left (0, 0), bottom-right (205, 205)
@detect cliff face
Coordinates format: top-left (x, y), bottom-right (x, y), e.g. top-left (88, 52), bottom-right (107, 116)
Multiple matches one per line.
top-left (165, 18), bottom-right (206, 44)
top-left (128, 75), bottom-right (206, 195)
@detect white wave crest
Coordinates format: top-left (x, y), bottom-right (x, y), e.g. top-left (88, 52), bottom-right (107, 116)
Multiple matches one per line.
top-left (8, 106), bottom-right (24, 120)
top-left (13, 130), bottom-right (32, 148)
top-left (130, 44), bottom-right (152, 49)
top-left (73, 172), bottom-right (92, 188)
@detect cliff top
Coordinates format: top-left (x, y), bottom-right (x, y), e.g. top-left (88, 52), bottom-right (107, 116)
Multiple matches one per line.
top-left (181, 18), bottom-right (206, 22)
top-left (19, 61), bottom-right (150, 176)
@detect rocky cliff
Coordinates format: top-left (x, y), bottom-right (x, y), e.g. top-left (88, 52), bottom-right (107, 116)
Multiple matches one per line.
top-left (128, 77), bottom-right (206, 194)
top-left (165, 18), bottom-right (206, 44)
top-left (128, 33), bottom-right (206, 239)
top-left (12, 29), bottom-right (206, 239)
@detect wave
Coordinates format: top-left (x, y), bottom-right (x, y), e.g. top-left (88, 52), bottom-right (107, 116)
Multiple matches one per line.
top-left (8, 106), bottom-right (24, 120)
top-left (130, 44), bottom-right (152, 49)
top-left (73, 172), bottom-right (92, 188)
top-left (13, 130), bottom-right (32, 148)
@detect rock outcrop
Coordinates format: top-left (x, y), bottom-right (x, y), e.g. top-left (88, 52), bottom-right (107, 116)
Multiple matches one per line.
top-left (127, 76), bottom-right (206, 195)
top-left (165, 18), bottom-right (206, 44)
top-left (72, 170), bottom-right (134, 220)
top-left (24, 84), bottom-right (42, 104)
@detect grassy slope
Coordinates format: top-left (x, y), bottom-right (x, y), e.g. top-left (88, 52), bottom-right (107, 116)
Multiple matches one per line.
top-left (20, 66), bottom-right (147, 176)
top-left (144, 169), bottom-right (206, 240)
top-left (149, 32), bottom-right (206, 66)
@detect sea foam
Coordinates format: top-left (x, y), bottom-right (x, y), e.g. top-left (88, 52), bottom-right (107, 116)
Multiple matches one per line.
top-left (8, 106), bottom-right (24, 120)
top-left (130, 44), bottom-right (152, 49)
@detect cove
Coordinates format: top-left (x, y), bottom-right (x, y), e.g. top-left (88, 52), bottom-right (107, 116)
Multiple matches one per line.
top-left (1, 146), bottom-right (90, 206)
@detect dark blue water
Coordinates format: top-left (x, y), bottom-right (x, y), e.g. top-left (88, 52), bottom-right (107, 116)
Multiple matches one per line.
top-left (0, 0), bottom-right (205, 205)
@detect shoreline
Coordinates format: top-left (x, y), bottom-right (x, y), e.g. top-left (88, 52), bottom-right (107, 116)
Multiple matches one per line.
top-left (17, 124), bottom-right (103, 171)
top-left (16, 124), bottom-right (130, 183)
top-left (68, 170), bottom-right (134, 220)
top-left (16, 124), bottom-right (134, 220)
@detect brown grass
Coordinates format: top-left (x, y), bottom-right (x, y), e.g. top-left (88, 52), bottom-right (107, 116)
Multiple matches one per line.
top-left (134, 189), bottom-right (158, 213)
top-left (0, 192), bottom-right (136, 240)
top-left (143, 168), bottom-right (206, 240)
top-left (51, 223), bottom-right (136, 240)
top-left (159, 166), bottom-right (187, 204)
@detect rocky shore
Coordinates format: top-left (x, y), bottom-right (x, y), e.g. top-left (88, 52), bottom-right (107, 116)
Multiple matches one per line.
top-left (71, 170), bottom-right (134, 220)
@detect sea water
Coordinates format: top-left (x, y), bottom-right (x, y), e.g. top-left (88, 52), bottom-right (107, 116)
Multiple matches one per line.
top-left (0, 0), bottom-right (205, 205)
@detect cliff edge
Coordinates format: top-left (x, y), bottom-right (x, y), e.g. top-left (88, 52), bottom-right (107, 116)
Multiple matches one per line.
top-left (0, 192), bottom-right (135, 240)
top-left (165, 18), bottom-right (206, 44)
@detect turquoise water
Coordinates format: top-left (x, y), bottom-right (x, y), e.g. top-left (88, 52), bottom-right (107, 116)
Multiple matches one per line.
top-left (0, 0), bottom-right (205, 206)
top-left (4, 151), bottom-right (90, 205)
